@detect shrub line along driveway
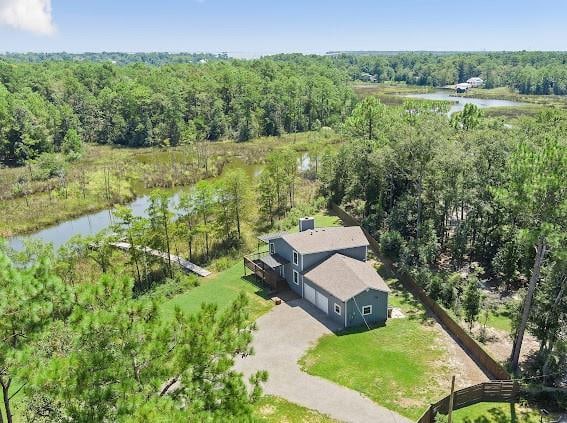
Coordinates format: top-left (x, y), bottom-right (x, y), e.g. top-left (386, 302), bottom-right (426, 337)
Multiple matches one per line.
top-left (235, 298), bottom-right (412, 423)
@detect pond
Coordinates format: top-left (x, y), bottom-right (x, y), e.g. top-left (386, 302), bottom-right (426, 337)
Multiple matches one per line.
top-left (404, 90), bottom-right (524, 114)
top-left (7, 155), bottom-right (314, 251)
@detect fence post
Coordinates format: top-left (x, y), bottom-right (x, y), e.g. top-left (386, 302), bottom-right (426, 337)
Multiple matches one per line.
top-left (447, 375), bottom-right (456, 423)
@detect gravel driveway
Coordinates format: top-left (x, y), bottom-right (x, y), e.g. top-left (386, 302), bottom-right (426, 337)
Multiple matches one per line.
top-left (235, 298), bottom-right (412, 423)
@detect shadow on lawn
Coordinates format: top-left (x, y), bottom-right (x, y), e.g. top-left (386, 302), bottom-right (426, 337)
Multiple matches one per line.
top-left (386, 277), bottom-right (433, 325)
top-left (242, 274), bottom-right (273, 300)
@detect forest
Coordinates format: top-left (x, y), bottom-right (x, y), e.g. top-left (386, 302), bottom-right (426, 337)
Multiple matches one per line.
top-left (3, 51), bottom-right (567, 166)
top-left (0, 57), bottom-right (353, 165)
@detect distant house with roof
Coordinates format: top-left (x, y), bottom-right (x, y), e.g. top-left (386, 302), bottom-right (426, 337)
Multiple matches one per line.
top-left (466, 77), bottom-right (484, 88)
top-left (244, 218), bottom-right (390, 328)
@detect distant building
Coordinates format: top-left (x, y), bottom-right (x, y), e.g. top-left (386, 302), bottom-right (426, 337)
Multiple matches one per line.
top-left (360, 72), bottom-right (377, 83)
top-left (455, 83), bottom-right (470, 93)
top-left (466, 77), bottom-right (484, 88)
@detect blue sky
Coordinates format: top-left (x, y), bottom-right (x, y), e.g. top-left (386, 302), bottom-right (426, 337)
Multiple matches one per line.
top-left (1, 0), bottom-right (566, 53)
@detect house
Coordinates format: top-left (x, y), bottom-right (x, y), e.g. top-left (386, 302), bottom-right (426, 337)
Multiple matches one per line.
top-left (244, 218), bottom-right (390, 328)
top-left (466, 77), bottom-right (484, 88)
top-left (360, 72), bottom-right (377, 83)
top-left (455, 82), bottom-right (470, 93)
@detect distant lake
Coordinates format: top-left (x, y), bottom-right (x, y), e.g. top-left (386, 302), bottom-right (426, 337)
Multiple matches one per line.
top-left (404, 90), bottom-right (524, 114)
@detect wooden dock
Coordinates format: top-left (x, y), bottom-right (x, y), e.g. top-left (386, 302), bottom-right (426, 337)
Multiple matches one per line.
top-left (111, 242), bottom-right (211, 277)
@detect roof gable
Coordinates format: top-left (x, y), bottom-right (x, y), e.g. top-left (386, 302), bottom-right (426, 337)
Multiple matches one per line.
top-left (281, 226), bottom-right (369, 254)
top-left (304, 253), bottom-right (390, 301)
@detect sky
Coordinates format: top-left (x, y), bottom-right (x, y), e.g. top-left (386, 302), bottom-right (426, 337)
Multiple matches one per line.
top-left (1, 0), bottom-right (566, 54)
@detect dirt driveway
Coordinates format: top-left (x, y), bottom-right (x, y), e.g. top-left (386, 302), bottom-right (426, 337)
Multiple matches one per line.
top-left (234, 298), bottom-right (412, 423)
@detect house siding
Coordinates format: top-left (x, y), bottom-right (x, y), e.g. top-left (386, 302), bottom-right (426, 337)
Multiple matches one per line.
top-left (270, 237), bottom-right (302, 295)
top-left (345, 290), bottom-right (388, 328)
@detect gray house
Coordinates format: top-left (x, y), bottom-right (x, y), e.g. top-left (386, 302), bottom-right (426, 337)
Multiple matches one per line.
top-left (245, 218), bottom-right (390, 328)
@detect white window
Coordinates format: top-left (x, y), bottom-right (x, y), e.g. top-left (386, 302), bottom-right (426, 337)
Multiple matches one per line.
top-left (293, 251), bottom-right (299, 265)
top-left (362, 305), bottom-right (372, 316)
top-left (334, 303), bottom-right (341, 315)
top-left (293, 270), bottom-right (299, 285)
top-left (269, 242), bottom-right (275, 254)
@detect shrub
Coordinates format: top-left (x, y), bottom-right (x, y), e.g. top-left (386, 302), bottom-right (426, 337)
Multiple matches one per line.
top-left (428, 274), bottom-right (443, 301)
top-left (379, 230), bottom-right (405, 261)
top-left (33, 153), bottom-right (66, 180)
top-left (212, 256), bottom-right (232, 272)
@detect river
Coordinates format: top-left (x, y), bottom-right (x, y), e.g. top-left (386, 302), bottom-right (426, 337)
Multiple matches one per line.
top-left (404, 90), bottom-right (524, 114)
top-left (7, 154), bottom-right (313, 251)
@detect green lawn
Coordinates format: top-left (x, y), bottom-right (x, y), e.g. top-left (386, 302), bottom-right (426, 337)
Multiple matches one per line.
top-left (254, 396), bottom-right (336, 422)
top-left (485, 307), bottom-right (513, 333)
top-left (161, 260), bottom-right (273, 321)
top-left (299, 276), bottom-right (452, 420)
top-left (452, 402), bottom-right (541, 423)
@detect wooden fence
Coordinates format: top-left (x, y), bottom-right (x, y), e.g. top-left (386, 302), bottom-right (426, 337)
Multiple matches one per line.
top-left (417, 380), bottom-right (521, 423)
top-left (330, 203), bottom-right (510, 381)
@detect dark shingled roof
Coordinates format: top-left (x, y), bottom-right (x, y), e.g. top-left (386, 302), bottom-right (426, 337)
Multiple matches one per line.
top-left (258, 253), bottom-right (289, 268)
top-left (304, 253), bottom-right (389, 301)
top-left (281, 226), bottom-right (369, 254)
top-left (258, 232), bottom-right (287, 243)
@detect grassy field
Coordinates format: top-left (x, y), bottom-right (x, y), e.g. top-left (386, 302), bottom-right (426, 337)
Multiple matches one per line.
top-left (254, 396), bottom-right (336, 423)
top-left (452, 402), bottom-right (541, 423)
top-left (299, 271), bottom-right (452, 420)
top-left (352, 82), bottom-right (434, 105)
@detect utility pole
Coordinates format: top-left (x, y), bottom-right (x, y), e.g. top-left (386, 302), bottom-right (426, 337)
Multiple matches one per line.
top-left (447, 375), bottom-right (456, 423)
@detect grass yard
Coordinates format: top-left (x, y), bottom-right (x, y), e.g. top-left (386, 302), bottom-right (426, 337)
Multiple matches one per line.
top-left (452, 402), bottom-right (541, 423)
top-left (254, 396), bottom-right (336, 423)
top-left (299, 272), bottom-right (452, 420)
top-left (161, 260), bottom-right (273, 321)
top-left (485, 307), bottom-right (513, 333)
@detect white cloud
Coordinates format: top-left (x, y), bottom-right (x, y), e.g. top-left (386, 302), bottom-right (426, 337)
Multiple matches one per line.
top-left (0, 0), bottom-right (55, 35)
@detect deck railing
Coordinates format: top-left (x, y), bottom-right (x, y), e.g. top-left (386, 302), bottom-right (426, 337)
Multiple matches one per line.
top-left (243, 253), bottom-right (287, 292)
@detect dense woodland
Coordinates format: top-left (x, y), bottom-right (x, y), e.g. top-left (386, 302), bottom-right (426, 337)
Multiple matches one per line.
top-left (3, 51), bottom-right (567, 165)
top-left (0, 58), bottom-right (353, 164)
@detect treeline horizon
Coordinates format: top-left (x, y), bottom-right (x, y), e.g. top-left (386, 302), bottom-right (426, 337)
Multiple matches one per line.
top-left (2, 51), bottom-right (567, 167)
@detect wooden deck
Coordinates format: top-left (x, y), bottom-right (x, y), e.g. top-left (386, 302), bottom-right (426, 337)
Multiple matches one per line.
top-left (243, 255), bottom-right (287, 292)
top-left (111, 242), bottom-right (211, 277)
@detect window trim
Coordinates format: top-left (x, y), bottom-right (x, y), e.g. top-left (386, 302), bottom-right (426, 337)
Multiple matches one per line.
top-left (334, 303), bottom-right (341, 315)
top-left (293, 250), bottom-right (299, 265)
top-left (362, 305), bottom-right (372, 316)
top-left (293, 270), bottom-right (299, 285)
top-left (269, 242), bottom-right (275, 254)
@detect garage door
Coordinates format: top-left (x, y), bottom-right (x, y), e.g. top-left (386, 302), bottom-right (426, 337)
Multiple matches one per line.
top-left (304, 284), bottom-right (328, 314)
top-left (315, 293), bottom-right (328, 314)
top-left (304, 283), bottom-right (316, 304)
